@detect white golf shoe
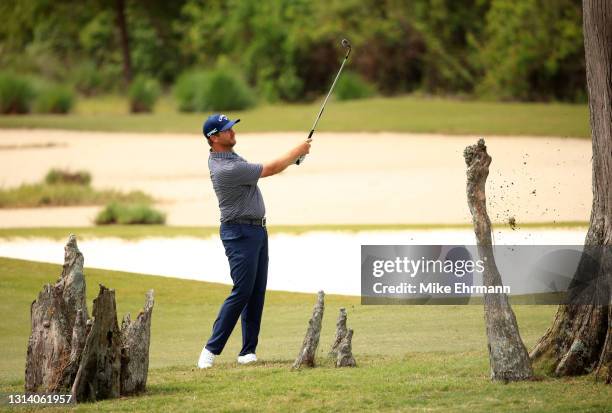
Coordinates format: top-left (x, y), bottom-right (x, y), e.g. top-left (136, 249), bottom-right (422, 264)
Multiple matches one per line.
top-left (237, 353), bottom-right (257, 365)
top-left (197, 347), bottom-right (216, 369)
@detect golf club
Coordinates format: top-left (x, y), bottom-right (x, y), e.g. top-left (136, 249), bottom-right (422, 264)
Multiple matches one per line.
top-left (296, 38), bottom-right (352, 165)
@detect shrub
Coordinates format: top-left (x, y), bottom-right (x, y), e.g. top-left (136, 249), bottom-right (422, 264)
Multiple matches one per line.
top-left (0, 169), bottom-right (153, 208)
top-left (276, 69), bottom-right (304, 102)
top-left (95, 202), bottom-right (166, 225)
top-left (128, 75), bottom-right (161, 113)
top-left (174, 72), bottom-right (206, 112)
top-left (45, 169), bottom-right (91, 186)
top-left (200, 69), bottom-right (255, 111)
top-left (0, 184), bottom-right (152, 208)
top-left (174, 69), bottom-right (255, 112)
top-left (34, 85), bottom-right (75, 114)
top-left (73, 63), bottom-right (103, 96)
top-left (0, 73), bottom-right (36, 114)
top-left (73, 62), bottom-right (122, 96)
top-left (334, 72), bottom-right (375, 101)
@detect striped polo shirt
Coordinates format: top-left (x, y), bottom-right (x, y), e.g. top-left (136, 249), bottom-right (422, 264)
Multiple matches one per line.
top-left (208, 150), bottom-right (265, 222)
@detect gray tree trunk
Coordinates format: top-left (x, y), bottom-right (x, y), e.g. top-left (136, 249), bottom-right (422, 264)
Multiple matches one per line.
top-left (293, 291), bottom-right (325, 369)
top-left (464, 139), bottom-right (534, 382)
top-left (531, 0), bottom-right (611, 383)
top-left (120, 290), bottom-right (155, 395)
top-left (329, 307), bottom-right (348, 358)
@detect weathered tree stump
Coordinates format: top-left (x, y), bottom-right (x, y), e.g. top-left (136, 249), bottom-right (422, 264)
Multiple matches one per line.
top-left (25, 235), bottom-right (155, 402)
top-left (71, 285), bottom-right (122, 402)
top-left (329, 307), bottom-right (356, 367)
top-left (120, 290), bottom-right (155, 395)
top-left (336, 329), bottom-right (356, 368)
top-left (464, 139), bottom-right (534, 382)
top-left (292, 290), bottom-right (325, 369)
top-left (25, 234), bottom-right (89, 393)
top-left (329, 308), bottom-right (348, 358)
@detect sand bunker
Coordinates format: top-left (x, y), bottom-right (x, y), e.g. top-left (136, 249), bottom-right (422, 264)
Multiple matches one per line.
top-left (0, 129), bottom-right (592, 227)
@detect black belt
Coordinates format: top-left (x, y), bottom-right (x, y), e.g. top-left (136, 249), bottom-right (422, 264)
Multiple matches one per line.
top-left (224, 217), bottom-right (266, 227)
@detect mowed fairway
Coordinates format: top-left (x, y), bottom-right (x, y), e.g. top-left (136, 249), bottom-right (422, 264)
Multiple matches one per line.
top-left (1, 257), bottom-right (609, 412)
top-left (0, 95), bottom-right (589, 138)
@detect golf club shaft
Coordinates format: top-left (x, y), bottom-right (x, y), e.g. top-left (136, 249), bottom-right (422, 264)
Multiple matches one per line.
top-left (296, 49), bottom-right (350, 165)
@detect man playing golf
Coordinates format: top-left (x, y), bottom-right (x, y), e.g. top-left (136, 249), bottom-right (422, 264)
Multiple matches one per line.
top-left (198, 114), bottom-right (311, 368)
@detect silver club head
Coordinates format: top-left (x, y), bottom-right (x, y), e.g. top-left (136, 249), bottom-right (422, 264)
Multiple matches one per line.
top-left (341, 38), bottom-right (351, 49)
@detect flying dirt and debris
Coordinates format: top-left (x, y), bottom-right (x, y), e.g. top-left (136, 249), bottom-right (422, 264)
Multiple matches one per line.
top-left (508, 216), bottom-right (517, 230)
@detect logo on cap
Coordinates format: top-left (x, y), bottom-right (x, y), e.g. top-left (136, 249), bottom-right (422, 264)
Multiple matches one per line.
top-left (203, 113), bottom-right (240, 139)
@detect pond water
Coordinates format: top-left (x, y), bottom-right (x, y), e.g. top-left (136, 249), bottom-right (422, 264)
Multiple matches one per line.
top-left (0, 229), bottom-right (586, 295)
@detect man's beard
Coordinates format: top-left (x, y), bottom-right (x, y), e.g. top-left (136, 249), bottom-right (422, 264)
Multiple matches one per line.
top-left (220, 138), bottom-right (235, 149)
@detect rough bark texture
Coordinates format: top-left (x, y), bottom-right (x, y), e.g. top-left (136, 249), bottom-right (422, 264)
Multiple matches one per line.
top-left (336, 329), bottom-right (356, 368)
top-left (120, 290), bottom-right (155, 395)
top-left (464, 139), bottom-right (534, 382)
top-left (71, 285), bottom-right (122, 402)
top-left (329, 308), bottom-right (348, 358)
top-left (25, 235), bottom-right (155, 401)
top-left (293, 291), bottom-right (325, 369)
top-left (25, 234), bottom-right (88, 393)
top-left (530, 0), bottom-right (611, 382)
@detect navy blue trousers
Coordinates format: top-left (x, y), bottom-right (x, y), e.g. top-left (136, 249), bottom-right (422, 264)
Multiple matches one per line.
top-left (205, 223), bottom-right (268, 356)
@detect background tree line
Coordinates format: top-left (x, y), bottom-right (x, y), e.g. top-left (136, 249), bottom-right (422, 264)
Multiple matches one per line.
top-left (0, 0), bottom-right (585, 107)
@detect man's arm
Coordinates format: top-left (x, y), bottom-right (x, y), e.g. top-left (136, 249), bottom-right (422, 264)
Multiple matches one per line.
top-left (261, 140), bottom-right (311, 178)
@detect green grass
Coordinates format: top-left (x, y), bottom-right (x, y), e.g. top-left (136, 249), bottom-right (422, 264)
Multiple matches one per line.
top-left (0, 95), bottom-right (590, 138)
top-left (1, 257), bottom-right (609, 412)
top-left (0, 183), bottom-right (153, 208)
top-left (0, 221), bottom-right (589, 240)
top-left (95, 202), bottom-right (166, 225)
